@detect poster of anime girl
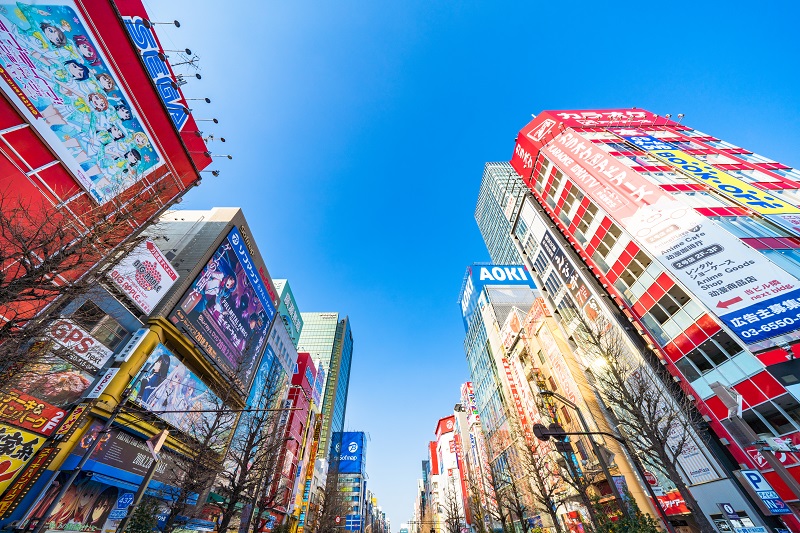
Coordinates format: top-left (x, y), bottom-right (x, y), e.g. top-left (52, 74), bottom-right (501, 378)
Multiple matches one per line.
top-left (129, 344), bottom-right (231, 441)
top-left (0, 1), bottom-right (161, 204)
top-left (169, 228), bottom-right (272, 391)
top-left (21, 472), bottom-right (120, 533)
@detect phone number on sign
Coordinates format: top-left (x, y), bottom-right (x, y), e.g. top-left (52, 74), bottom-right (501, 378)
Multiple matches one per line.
top-left (738, 313), bottom-right (800, 339)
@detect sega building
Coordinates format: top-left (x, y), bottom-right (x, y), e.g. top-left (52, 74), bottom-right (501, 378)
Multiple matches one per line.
top-left (510, 108), bottom-right (800, 528)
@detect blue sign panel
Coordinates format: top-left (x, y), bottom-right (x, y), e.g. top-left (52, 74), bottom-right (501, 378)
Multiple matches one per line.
top-left (459, 264), bottom-right (536, 329)
top-left (741, 470), bottom-right (792, 515)
top-left (337, 431), bottom-right (366, 475)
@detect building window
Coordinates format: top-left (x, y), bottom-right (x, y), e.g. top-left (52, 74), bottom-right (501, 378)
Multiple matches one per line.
top-left (646, 286), bottom-right (690, 325)
top-left (678, 331), bottom-right (744, 377)
top-left (71, 300), bottom-right (128, 350)
top-left (710, 216), bottom-right (793, 239)
top-left (545, 170), bottom-right (564, 209)
top-left (575, 202), bottom-right (598, 243)
top-left (592, 223), bottom-right (622, 269)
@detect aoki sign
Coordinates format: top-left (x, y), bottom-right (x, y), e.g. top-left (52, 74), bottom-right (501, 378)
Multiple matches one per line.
top-left (460, 264), bottom-right (536, 328)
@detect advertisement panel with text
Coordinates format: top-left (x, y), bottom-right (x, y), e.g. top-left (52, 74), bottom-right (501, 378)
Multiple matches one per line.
top-left (170, 227), bottom-right (277, 388)
top-left (0, 0), bottom-right (163, 204)
top-left (542, 128), bottom-right (800, 346)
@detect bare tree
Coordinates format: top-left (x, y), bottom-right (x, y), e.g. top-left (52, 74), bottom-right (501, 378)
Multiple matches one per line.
top-left (0, 185), bottom-right (169, 380)
top-left (439, 479), bottom-right (465, 533)
top-left (215, 358), bottom-right (290, 533)
top-left (572, 312), bottom-right (715, 533)
top-left (314, 459), bottom-right (350, 533)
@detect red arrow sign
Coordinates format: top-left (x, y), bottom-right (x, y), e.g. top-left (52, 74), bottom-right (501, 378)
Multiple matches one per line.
top-left (717, 296), bottom-right (743, 309)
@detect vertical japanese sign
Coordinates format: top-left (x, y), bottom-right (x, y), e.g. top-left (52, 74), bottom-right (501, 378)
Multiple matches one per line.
top-left (544, 129), bottom-right (800, 345)
top-left (0, 423), bottom-right (45, 495)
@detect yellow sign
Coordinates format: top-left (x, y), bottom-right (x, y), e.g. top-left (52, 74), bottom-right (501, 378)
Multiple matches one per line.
top-left (0, 423), bottom-right (44, 495)
top-left (620, 133), bottom-right (800, 215)
top-left (650, 148), bottom-right (800, 214)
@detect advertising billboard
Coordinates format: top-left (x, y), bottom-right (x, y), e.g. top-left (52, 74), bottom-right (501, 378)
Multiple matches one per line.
top-left (108, 240), bottom-right (179, 314)
top-left (543, 128), bottom-right (800, 345)
top-left (170, 227), bottom-right (277, 388)
top-left (129, 344), bottom-right (229, 441)
top-left (459, 264), bottom-right (536, 328)
top-left (0, 423), bottom-right (45, 495)
top-left (510, 109), bottom-right (668, 179)
top-left (5, 320), bottom-right (113, 408)
top-left (336, 432), bottom-right (365, 475)
top-left (0, 0), bottom-right (162, 204)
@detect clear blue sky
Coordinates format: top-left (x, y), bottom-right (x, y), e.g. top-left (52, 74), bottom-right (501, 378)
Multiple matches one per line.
top-left (145, 0), bottom-right (800, 526)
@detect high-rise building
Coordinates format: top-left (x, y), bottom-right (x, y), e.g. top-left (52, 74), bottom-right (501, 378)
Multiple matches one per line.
top-left (484, 107), bottom-right (800, 530)
top-left (298, 313), bottom-right (354, 458)
top-left (273, 280), bottom-right (304, 347)
top-left (475, 164), bottom-right (526, 265)
top-left (333, 431), bottom-right (368, 530)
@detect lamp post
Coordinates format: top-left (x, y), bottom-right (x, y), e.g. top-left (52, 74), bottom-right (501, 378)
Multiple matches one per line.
top-left (531, 418), bottom-right (675, 533)
top-left (539, 390), bottom-right (631, 521)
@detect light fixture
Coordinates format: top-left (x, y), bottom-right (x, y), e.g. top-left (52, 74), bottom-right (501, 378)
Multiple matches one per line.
top-left (164, 48), bottom-right (192, 54)
top-left (144, 19), bottom-right (180, 28)
top-left (187, 98), bottom-right (211, 103)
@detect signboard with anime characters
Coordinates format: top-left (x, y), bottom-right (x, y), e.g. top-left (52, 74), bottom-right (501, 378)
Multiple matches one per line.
top-left (129, 344), bottom-right (230, 442)
top-left (170, 227), bottom-right (276, 390)
top-left (0, 0), bottom-right (162, 204)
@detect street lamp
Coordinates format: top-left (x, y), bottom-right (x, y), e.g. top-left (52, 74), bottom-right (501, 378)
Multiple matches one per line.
top-left (532, 391), bottom-right (675, 533)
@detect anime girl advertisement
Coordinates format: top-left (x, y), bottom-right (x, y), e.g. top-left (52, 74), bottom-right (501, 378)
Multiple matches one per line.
top-left (170, 229), bottom-right (272, 391)
top-left (129, 344), bottom-right (231, 442)
top-left (0, 1), bottom-right (161, 204)
top-left (22, 472), bottom-right (120, 533)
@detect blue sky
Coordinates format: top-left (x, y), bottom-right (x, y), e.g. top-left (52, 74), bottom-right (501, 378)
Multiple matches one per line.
top-left (146, 0), bottom-right (800, 525)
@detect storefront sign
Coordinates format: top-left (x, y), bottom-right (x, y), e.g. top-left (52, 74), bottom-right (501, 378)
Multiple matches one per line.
top-left (86, 368), bottom-right (120, 399)
top-left (0, 446), bottom-right (57, 517)
top-left (108, 240), bottom-right (179, 314)
top-left (0, 389), bottom-right (66, 436)
top-left (0, 423), bottom-right (45, 494)
top-left (53, 402), bottom-right (91, 439)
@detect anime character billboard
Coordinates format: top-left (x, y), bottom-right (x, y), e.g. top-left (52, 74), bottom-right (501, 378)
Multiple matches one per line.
top-left (129, 344), bottom-right (230, 441)
top-left (21, 472), bottom-right (123, 533)
top-left (170, 227), bottom-right (275, 390)
top-left (0, 1), bottom-right (161, 204)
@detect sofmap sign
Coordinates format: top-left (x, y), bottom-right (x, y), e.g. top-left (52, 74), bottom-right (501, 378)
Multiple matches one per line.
top-left (108, 240), bottom-right (179, 314)
top-left (460, 264), bottom-right (535, 328)
top-left (337, 432), bottom-right (365, 474)
top-left (543, 129), bottom-right (800, 345)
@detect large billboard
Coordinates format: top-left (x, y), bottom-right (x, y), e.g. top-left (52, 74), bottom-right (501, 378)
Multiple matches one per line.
top-left (0, 0), bottom-right (162, 204)
top-left (459, 264), bottom-right (536, 329)
top-left (543, 128), bottom-right (800, 346)
top-left (619, 132), bottom-right (800, 234)
top-left (170, 227), bottom-right (277, 388)
top-left (0, 423), bottom-right (45, 496)
top-left (129, 344), bottom-right (230, 442)
top-left (108, 240), bottom-right (179, 314)
top-left (336, 432), bottom-right (365, 475)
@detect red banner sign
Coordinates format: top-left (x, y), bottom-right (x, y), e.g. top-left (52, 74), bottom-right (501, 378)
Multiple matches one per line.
top-left (656, 490), bottom-right (691, 515)
top-left (0, 446), bottom-right (57, 517)
top-left (0, 390), bottom-right (66, 437)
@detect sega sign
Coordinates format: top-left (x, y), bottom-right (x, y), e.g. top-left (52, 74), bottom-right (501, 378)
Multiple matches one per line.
top-left (739, 470), bottom-right (791, 515)
top-left (459, 264), bottom-right (536, 329)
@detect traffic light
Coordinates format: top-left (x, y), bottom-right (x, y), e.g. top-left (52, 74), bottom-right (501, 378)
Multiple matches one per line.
top-left (533, 423), bottom-right (549, 442)
top-left (548, 423), bottom-right (567, 441)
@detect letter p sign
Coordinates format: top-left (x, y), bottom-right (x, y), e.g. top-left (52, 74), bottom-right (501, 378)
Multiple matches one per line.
top-left (744, 471), bottom-right (766, 490)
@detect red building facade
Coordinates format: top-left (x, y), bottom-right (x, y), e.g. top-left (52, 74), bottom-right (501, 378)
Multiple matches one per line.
top-left (510, 108), bottom-right (800, 524)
